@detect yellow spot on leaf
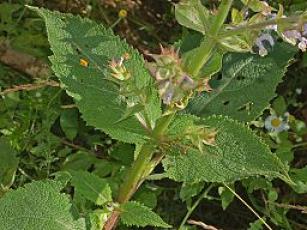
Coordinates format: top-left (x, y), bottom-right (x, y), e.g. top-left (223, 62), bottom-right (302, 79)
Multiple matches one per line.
top-left (80, 58), bottom-right (89, 67)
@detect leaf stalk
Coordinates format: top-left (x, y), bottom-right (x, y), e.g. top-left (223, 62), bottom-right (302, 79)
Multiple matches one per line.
top-left (219, 14), bottom-right (307, 38)
top-left (187, 0), bottom-right (233, 77)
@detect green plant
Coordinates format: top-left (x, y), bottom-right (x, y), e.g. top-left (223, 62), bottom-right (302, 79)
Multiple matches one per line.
top-left (1, 0), bottom-right (307, 229)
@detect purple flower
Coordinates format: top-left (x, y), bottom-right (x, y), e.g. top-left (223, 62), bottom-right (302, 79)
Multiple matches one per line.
top-left (303, 24), bottom-right (307, 36)
top-left (162, 85), bottom-right (175, 105)
top-left (255, 33), bottom-right (275, 56)
top-left (298, 37), bottom-right (307, 52)
top-left (179, 75), bottom-right (195, 91)
top-left (281, 25), bottom-right (307, 52)
top-left (282, 30), bottom-right (302, 45)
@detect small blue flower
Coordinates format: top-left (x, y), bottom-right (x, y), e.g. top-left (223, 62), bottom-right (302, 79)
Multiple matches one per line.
top-left (282, 30), bottom-right (302, 45)
top-left (264, 115), bottom-right (289, 133)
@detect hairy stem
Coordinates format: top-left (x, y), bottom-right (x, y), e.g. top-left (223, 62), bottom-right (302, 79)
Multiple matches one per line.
top-left (117, 144), bottom-right (155, 203)
top-left (185, 39), bottom-right (215, 77)
top-left (104, 144), bottom-right (154, 230)
top-left (219, 14), bottom-right (307, 38)
top-left (187, 0), bottom-right (233, 77)
top-left (152, 112), bottom-right (176, 139)
top-left (210, 0), bottom-right (234, 36)
top-left (104, 112), bottom-right (176, 230)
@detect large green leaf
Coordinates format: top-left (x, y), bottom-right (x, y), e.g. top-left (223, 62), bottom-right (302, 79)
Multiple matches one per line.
top-left (175, 0), bottom-right (209, 34)
top-left (0, 180), bottom-right (86, 230)
top-left (186, 43), bottom-right (296, 122)
top-left (30, 7), bottom-right (161, 144)
top-left (0, 137), bottom-right (19, 190)
top-left (163, 115), bottom-right (290, 183)
top-left (70, 170), bottom-right (112, 206)
top-left (120, 201), bottom-right (171, 228)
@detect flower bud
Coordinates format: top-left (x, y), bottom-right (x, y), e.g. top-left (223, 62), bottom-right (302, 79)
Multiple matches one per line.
top-left (146, 45), bottom-right (195, 107)
top-left (108, 57), bottom-right (130, 80)
top-left (179, 75), bottom-right (195, 91)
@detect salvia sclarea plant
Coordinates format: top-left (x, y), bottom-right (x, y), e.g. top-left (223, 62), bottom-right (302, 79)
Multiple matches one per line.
top-left (0, 0), bottom-right (307, 229)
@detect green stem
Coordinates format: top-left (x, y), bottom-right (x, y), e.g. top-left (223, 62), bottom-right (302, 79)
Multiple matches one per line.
top-left (210, 0), bottom-right (233, 36)
top-left (104, 112), bottom-right (177, 229)
top-left (187, 39), bottom-right (215, 77)
top-left (117, 143), bottom-right (154, 203)
top-left (219, 14), bottom-right (307, 38)
top-left (109, 18), bottom-right (122, 29)
top-left (152, 112), bottom-right (176, 139)
top-left (140, 153), bottom-right (165, 184)
top-left (187, 0), bottom-right (233, 77)
top-left (178, 184), bottom-right (215, 230)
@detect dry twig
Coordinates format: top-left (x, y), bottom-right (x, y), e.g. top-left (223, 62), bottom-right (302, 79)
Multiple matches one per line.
top-left (187, 219), bottom-right (221, 230)
top-left (0, 80), bottom-right (60, 96)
